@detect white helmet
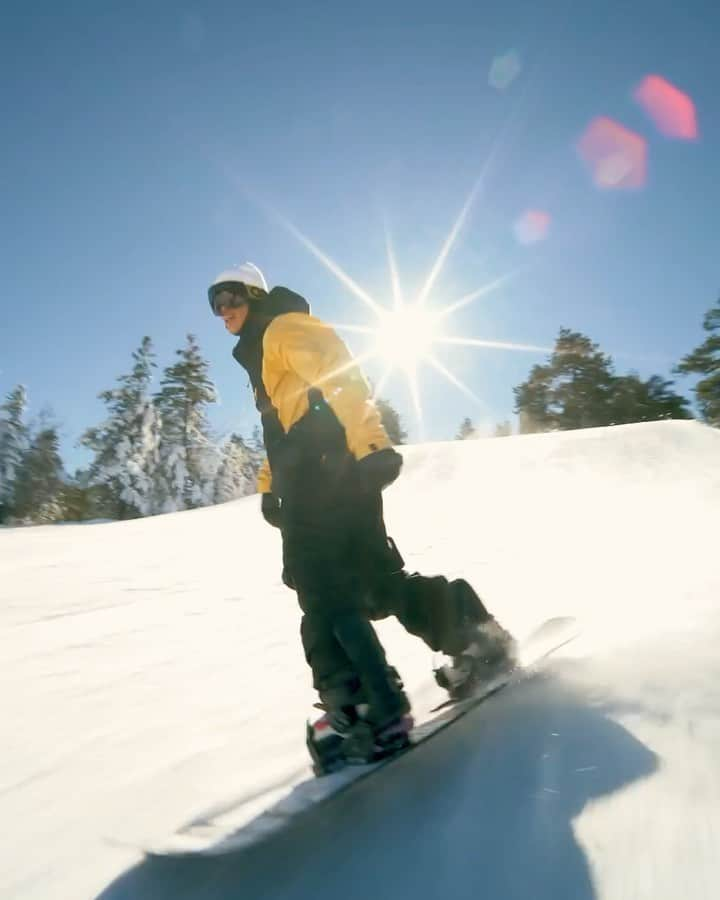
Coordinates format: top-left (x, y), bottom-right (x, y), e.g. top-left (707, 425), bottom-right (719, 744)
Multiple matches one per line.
top-left (210, 262), bottom-right (268, 293)
top-left (208, 262), bottom-right (268, 314)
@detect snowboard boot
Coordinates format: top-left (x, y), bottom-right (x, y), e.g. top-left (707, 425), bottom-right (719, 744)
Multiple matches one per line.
top-left (339, 712), bottom-right (414, 767)
top-left (306, 670), bottom-right (365, 776)
top-left (332, 613), bottom-right (413, 762)
top-left (341, 667), bottom-right (413, 766)
top-left (435, 617), bottom-right (517, 701)
top-left (307, 667), bottom-right (412, 774)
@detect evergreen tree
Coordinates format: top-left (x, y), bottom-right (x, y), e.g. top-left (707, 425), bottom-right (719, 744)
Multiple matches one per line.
top-left (251, 424), bottom-right (264, 454)
top-left (609, 374), bottom-right (691, 424)
top-left (59, 468), bottom-right (112, 522)
top-left (214, 434), bottom-right (256, 503)
top-left (542, 329), bottom-right (616, 431)
top-left (515, 328), bottom-right (690, 432)
top-left (456, 417), bottom-right (476, 439)
top-left (59, 473), bottom-right (91, 523)
top-left (13, 425), bottom-right (64, 524)
top-left (81, 336), bottom-right (162, 518)
top-left (374, 396), bottom-right (408, 444)
top-left (675, 297), bottom-right (720, 426)
top-left (0, 385), bottom-right (29, 522)
top-left (155, 334), bottom-right (219, 510)
top-left (494, 420), bottom-right (513, 437)
top-left (248, 424), bottom-right (265, 488)
top-left (516, 369), bottom-right (553, 434)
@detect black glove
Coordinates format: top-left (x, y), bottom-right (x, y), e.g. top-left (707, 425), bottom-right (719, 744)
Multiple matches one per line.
top-left (261, 492), bottom-right (282, 529)
top-left (356, 448), bottom-right (403, 492)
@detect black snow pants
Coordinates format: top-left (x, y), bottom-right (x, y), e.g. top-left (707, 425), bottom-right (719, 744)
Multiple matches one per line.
top-left (278, 447), bottom-right (491, 697)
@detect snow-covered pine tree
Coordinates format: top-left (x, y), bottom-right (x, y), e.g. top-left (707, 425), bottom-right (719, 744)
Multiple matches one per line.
top-left (13, 424), bottom-right (64, 524)
top-left (456, 417), bottom-right (476, 440)
top-left (0, 385), bottom-right (29, 522)
top-left (81, 336), bottom-right (162, 518)
top-left (251, 424), bottom-right (263, 455)
top-left (248, 424), bottom-right (265, 488)
top-left (60, 468), bottom-right (114, 523)
top-left (214, 434), bottom-right (256, 503)
top-left (155, 334), bottom-right (220, 511)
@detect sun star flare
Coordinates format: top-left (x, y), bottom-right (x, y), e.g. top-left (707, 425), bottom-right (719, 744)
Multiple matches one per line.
top-left (374, 305), bottom-right (440, 372)
top-left (260, 194), bottom-right (548, 430)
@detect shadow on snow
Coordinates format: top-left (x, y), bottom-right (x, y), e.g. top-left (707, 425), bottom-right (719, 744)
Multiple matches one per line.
top-left (97, 664), bottom-right (658, 900)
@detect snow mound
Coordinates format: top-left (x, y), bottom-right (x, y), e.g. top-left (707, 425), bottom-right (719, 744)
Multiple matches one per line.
top-left (2, 419), bottom-right (719, 899)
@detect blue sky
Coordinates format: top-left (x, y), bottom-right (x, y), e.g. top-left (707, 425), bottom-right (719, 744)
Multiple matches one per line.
top-left (1, 1), bottom-right (718, 471)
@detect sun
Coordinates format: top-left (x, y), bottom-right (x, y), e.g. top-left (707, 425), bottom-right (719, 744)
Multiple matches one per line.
top-left (373, 305), bottom-right (440, 371)
top-left (259, 183), bottom-right (550, 429)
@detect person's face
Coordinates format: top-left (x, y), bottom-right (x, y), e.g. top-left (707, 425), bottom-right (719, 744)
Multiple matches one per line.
top-left (218, 299), bottom-right (250, 335)
top-left (211, 287), bottom-right (251, 335)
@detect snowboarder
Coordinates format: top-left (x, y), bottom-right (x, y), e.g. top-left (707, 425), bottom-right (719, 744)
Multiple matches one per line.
top-left (209, 263), bottom-right (516, 770)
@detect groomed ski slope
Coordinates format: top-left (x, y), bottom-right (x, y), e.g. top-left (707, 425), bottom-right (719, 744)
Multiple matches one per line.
top-left (2, 419), bottom-right (719, 899)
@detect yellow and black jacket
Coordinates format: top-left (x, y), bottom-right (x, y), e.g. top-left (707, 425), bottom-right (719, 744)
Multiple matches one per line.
top-left (232, 287), bottom-right (392, 494)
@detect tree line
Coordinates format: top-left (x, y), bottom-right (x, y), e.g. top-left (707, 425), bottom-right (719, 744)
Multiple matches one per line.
top-left (1, 296), bottom-right (718, 525)
top-left (457, 297), bottom-right (719, 438)
top-left (0, 335), bottom-right (264, 526)
top-left (0, 336), bottom-right (409, 527)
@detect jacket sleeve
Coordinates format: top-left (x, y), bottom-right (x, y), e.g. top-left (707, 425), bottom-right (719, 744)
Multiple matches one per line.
top-left (266, 315), bottom-right (392, 461)
top-left (257, 457), bottom-right (272, 494)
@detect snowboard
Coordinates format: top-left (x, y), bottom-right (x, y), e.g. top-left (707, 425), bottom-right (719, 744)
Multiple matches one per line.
top-left (138, 615), bottom-right (579, 858)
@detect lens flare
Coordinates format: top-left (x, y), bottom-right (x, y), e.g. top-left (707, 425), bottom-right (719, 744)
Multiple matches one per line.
top-left (489, 51), bottom-right (522, 91)
top-left (634, 74), bottom-right (698, 141)
top-left (577, 117), bottom-right (647, 190)
top-left (514, 209), bottom-right (551, 245)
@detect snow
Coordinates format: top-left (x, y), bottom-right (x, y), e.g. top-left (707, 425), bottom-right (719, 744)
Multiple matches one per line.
top-left (1, 419), bottom-right (719, 899)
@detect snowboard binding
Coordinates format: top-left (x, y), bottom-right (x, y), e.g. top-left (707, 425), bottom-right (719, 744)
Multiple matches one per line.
top-left (307, 711), bottom-right (414, 776)
top-left (434, 618), bottom-right (518, 701)
top-left (307, 665), bottom-right (412, 775)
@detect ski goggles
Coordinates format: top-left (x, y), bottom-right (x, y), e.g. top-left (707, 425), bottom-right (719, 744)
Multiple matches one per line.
top-left (208, 282), bottom-right (265, 316)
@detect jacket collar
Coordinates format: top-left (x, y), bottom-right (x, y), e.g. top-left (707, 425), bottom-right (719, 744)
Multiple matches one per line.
top-left (232, 286), bottom-right (311, 373)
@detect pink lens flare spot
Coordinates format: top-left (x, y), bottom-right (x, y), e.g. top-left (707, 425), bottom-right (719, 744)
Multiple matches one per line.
top-left (514, 209), bottom-right (551, 245)
top-left (489, 50), bottom-right (522, 91)
top-left (634, 74), bottom-right (698, 140)
top-left (577, 117), bottom-right (647, 190)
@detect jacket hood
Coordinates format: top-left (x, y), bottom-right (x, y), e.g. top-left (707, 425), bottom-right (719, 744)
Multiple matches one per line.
top-left (258, 286), bottom-right (310, 318)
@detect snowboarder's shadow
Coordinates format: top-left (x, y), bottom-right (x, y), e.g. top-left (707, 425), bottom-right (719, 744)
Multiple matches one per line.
top-left (96, 665), bottom-right (658, 900)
